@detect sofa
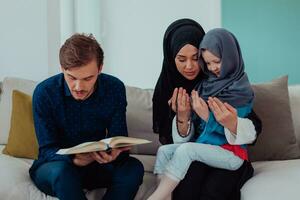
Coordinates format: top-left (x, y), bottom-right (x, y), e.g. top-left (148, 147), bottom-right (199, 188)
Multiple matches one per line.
top-left (0, 76), bottom-right (300, 200)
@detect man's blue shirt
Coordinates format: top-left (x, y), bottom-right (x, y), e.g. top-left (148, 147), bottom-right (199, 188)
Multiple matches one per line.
top-left (30, 73), bottom-right (128, 173)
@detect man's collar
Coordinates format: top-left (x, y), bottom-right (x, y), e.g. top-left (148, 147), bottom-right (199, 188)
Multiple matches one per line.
top-left (95, 75), bottom-right (105, 99)
top-left (64, 81), bottom-right (72, 96)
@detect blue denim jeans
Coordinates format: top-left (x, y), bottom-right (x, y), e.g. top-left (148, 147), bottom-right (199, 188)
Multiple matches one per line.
top-left (30, 156), bottom-right (144, 200)
top-left (154, 143), bottom-right (243, 181)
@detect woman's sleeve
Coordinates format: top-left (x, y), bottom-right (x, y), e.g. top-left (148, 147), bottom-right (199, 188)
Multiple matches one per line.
top-left (172, 117), bottom-right (194, 143)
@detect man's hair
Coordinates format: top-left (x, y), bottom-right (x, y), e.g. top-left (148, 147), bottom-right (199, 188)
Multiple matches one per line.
top-left (59, 33), bottom-right (104, 69)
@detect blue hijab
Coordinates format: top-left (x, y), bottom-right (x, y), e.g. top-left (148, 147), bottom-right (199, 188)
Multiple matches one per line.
top-left (197, 28), bottom-right (253, 107)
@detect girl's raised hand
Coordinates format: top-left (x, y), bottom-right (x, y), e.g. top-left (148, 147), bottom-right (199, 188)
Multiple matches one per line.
top-left (191, 90), bottom-right (209, 122)
top-left (208, 97), bottom-right (238, 134)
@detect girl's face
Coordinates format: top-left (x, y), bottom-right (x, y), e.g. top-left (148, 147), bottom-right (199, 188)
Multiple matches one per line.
top-left (175, 44), bottom-right (200, 80)
top-left (202, 50), bottom-right (221, 77)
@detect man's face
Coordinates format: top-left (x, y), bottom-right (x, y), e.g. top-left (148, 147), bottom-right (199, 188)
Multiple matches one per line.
top-left (62, 59), bottom-right (102, 100)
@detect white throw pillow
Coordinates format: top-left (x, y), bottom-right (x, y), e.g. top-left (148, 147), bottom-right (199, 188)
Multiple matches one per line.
top-left (0, 77), bottom-right (37, 144)
top-left (289, 85), bottom-right (300, 146)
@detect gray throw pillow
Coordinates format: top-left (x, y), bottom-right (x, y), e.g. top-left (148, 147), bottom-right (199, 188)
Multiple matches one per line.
top-left (248, 76), bottom-right (300, 161)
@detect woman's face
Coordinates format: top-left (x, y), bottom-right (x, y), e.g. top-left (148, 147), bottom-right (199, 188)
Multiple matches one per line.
top-left (175, 44), bottom-right (200, 80)
top-left (202, 50), bottom-right (221, 77)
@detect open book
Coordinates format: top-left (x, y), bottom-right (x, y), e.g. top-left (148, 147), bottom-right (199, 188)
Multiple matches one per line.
top-left (56, 136), bottom-right (151, 155)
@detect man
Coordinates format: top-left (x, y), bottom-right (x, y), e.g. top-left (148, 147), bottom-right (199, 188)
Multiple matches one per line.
top-left (29, 33), bottom-right (144, 200)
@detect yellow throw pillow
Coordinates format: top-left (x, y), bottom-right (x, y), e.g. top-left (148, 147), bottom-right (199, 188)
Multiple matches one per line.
top-left (2, 90), bottom-right (39, 159)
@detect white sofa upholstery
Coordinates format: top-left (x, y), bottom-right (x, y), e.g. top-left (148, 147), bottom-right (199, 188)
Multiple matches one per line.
top-left (0, 77), bottom-right (300, 200)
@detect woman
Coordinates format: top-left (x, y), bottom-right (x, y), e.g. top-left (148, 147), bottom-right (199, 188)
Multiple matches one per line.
top-left (152, 19), bottom-right (262, 200)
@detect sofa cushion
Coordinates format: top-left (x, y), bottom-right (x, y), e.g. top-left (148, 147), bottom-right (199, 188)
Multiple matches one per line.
top-left (288, 85), bottom-right (300, 147)
top-left (131, 154), bottom-right (156, 173)
top-left (0, 145), bottom-right (156, 200)
top-left (0, 77), bottom-right (37, 144)
top-left (126, 86), bottom-right (160, 155)
top-left (242, 159), bottom-right (300, 200)
top-left (0, 150), bottom-right (33, 200)
top-left (2, 90), bottom-right (39, 159)
top-left (248, 76), bottom-right (300, 161)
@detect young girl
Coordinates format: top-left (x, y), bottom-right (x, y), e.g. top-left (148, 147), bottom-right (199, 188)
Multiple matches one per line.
top-left (148, 28), bottom-right (254, 200)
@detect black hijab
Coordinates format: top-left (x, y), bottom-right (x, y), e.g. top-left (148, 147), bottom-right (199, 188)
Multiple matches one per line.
top-left (152, 19), bottom-right (205, 144)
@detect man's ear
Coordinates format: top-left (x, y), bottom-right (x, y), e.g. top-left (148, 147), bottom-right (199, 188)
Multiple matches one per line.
top-left (61, 66), bottom-right (65, 73)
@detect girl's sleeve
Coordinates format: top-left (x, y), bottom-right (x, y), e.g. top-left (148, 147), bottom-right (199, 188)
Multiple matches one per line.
top-left (224, 117), bottom-right (257, 145)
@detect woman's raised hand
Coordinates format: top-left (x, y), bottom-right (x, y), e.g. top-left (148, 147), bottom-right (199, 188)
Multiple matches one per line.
top-left (168, 87), bottom-right (191, 122)
top-left (191, 90), bottom-right (209, 122)
top-left (208, 97), bottom-right (238, 134)
top-left (168, 88), bottom-right (178, 112)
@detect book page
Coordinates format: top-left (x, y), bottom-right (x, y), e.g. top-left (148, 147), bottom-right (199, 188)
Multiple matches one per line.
top-left (56, 141), bottom-right (107, 155)
top-left (108, 136), bottom-right (151, 148)
top-left (101, 137), bottom-right (113, 145)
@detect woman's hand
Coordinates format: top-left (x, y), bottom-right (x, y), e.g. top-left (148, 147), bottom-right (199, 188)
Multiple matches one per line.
top-left (177, 88), bottom-right (191, 122)
top-left (191, 90), bottom-right (209, 122)
top-left (168, 88), bottom-right (178, 112)
top-left (168, 87), bottom-right (191, 136)
top-left (208, 97), bottom-right (238, 134)
top-left (168, 88), bottom-right (191, 122)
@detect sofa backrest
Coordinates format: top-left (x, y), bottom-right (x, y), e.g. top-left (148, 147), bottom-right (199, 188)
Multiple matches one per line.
top-left (125, 86), bottom-right (160, 155)
top-left (0, 81), bottom-right (2, 101)
top-left (0, 77), bottom-right (37, 144)
top-left (0, 77), bottom-right (160, 155)
top-left (0, 77), bottom-right (300, 156)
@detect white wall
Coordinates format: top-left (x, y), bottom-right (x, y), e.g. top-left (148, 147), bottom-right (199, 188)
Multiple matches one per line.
top-left (47, 0), bottom-right (62, 77)
top-left (100, 0), bottom-right (221, 88)
top-left (0, 0), bottom-right (221, 88)
top-left (0, 0), bottom-right (49, 82)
